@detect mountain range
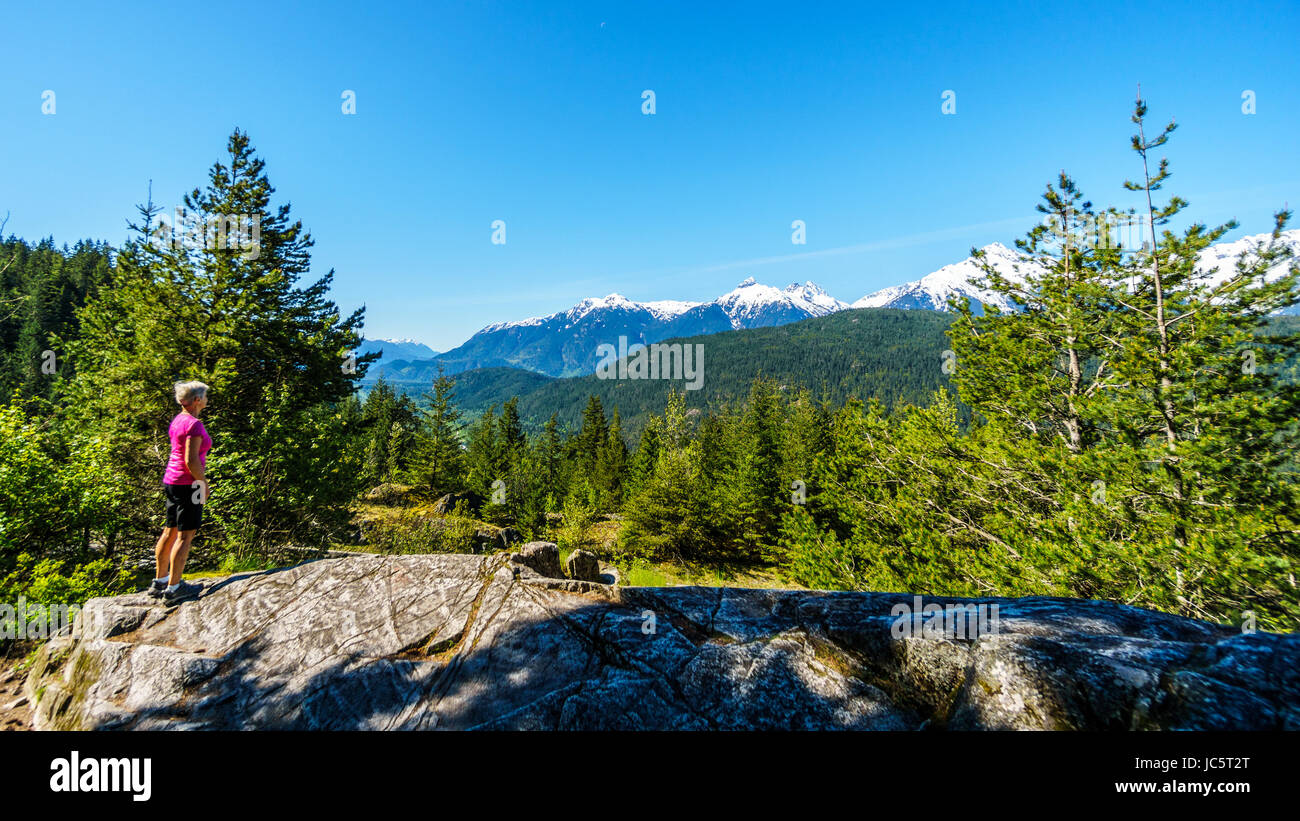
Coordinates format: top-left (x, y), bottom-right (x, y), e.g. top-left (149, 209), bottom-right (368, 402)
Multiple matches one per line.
top-left (420, 279), bottom-right (850, 378)
top-left (358, 338), bottom-right (440, 367)
top-left (364, 229), bottom-right (1300, 382)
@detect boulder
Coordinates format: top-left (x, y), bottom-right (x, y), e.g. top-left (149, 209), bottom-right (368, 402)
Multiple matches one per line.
top-left (23, 554), bottom-right (1300, 731)
top-left (565, 549), bottom-right (602, 582)
top-left (598, 565), bottom-right (621, 586)
top-left (471, 529), bottom-right (500, 554)
top-left (510, 541), bottom-right (563, 579)
top-left (432, 491), bottom-right (482, 516)
top-left (364, 483), bottom-right (412, 505)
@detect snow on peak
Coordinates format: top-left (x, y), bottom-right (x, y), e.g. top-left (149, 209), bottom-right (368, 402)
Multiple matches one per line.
top-left (715, 278), bottom-right (847, 326)
top-left (785, 281), bottom-right (848, 314)
top-left (784, 280), bottom-right (820, 294)
top-left (643, 299), bottom-right (704, 321)
top-left (479, 314), bottom-right (548, 333)
top-left (478, 292), bottom-right (703, 333)
top-left (852, 244), bottom-right (1037, 311)
top-left (566, 293), bottom-right (640, 322)
top-left (1193, 228), bottom-right (1300, 285)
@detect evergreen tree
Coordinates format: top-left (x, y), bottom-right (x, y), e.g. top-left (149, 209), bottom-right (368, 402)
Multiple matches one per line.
top-left (413, 366), bottom-right (464, 491)
top-left (533, 412), bottom-right (566, 509)
top-left (627, 415), bottom-right (662, 497)
top-left (575, 394), bottom-right (608, 473)
top-left (596, 406), bottom-right (629, 509)
top-left (779, 95), bottom-right (1299, 627)
top-left (620, 390), bottom-right (718, 561)
top-left (56, 132), bottom-right (373, 554)
top-left (463, 405), bottom-right (499, 498)
top-left (1094, 95), bottom-right (1300, 618)
top-left (733, 378), bottom-right (786, 560)
top-left (497, 396), bottom-right (527, 471)
top-left (950, 172), bottom-right (1119, 452)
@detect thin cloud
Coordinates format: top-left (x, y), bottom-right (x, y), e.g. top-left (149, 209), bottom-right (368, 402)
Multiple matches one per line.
top-left (617, 215), bottom-right (1038, 282)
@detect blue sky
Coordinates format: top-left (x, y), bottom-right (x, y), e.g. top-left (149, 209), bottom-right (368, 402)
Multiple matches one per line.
top-left (2, 0), bottom-right (1297, 351)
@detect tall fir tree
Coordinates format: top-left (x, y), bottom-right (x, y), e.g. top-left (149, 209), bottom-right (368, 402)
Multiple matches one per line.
top-left (413, 366), bottom-right (464, 492)
top-left (56, 132), bottom-right (374, 553)
top-left (950, 172), bottom-right (1120, 452)
top-left (463, 404), bottom-right (499, 498)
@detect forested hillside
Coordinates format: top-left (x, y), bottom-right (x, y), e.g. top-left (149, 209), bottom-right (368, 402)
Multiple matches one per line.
top-left (443, 307), bottom-right (959, 438)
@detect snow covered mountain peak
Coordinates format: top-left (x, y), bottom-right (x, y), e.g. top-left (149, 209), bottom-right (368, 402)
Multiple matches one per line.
top-left (785, 281), bottom-right (850, 315)
top-left (1193, 228), bottom-right (1300, 284)
top-left (713, 278), bottom-right (847, 327)
top-left (642, 299), bottom-right (704, 321)
top-left (851, 244), bottom-right (1032, 312)
top-left (785, 280), bottom-right (823, 295)
top-left (566, 293), bottom-right (639, 322)
top-left (851, 231), bottom-right (1300, 312)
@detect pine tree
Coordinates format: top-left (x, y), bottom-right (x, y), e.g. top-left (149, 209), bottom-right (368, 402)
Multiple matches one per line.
top-left (463, 405), bottom-right (499, 498)
top-left (627, 415), bottom-right (662, 497)
top-left (598, 406), bottom-right (629, 509)
top-left (575, 394), bottom-right (608, 473)
top-left (1096, 94), bottom-right (1300, 619)
top-left (534, 412), bottom-right (566, 509)
top-left (56, 132), bottom-right (373, 553)
top-left (619, 392), bottom-right (714, 561)
top-left (497, 396), bottom-right (526, 471)
top-left (413, 366), bottom-right (464, 492)
top-left (950, 173), bottom-right (1120, 452)
top-left (733, 378), bottom-right (786, 560)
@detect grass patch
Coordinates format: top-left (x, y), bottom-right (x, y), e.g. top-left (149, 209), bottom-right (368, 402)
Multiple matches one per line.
top-left (615, 557), bottom-right (801, 589)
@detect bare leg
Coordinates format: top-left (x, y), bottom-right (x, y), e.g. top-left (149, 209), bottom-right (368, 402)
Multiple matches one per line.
top-left (155, 527), bottom-right (178, 580)
top-left (167, 530), bottom-right (197, 585)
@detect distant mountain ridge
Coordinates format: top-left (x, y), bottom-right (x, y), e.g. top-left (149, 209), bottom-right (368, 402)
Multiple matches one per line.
top-left (357, 337), bottom-right (440, 365)
top-left (852, 229), bottom-right (1300, 312)
top-left (430, 278), bottom-right (850, 377)
top-left (361, 229), bottom-right (1299, 382)
top-left (853, 242), bottom-right (1027, 313)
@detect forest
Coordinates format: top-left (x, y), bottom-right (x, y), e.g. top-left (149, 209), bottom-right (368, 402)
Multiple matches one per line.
top-left (1, 97), bottom-right (1296, 634)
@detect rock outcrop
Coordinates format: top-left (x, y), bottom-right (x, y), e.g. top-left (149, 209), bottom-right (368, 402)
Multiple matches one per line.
top-left (23, 553), bottom-right (1300, 730)
top-left (564, 549), bottom-right (602, 582)
top-left (510, 541), bottom-right (563, 580)
top-left (431, 492), bottom-right (482, 515)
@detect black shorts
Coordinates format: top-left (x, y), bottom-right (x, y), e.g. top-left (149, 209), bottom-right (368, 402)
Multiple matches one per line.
top-left (164, 482), bottom-right (204, 531)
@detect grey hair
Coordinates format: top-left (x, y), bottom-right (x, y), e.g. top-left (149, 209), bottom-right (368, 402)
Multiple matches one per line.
top-left (174, 380), bottom-right (209, 405)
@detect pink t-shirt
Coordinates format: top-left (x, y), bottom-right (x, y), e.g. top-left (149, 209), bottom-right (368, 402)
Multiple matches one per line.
top-left (163, 412), bottom-right (212, 485)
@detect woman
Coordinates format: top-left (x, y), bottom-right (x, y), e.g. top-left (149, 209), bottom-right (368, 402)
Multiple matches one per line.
top-left (147, 381), bottom-right (212, 604)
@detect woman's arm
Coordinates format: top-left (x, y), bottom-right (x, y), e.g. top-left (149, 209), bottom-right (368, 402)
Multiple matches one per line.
top-left (184, 435), bottom-right (206, 483)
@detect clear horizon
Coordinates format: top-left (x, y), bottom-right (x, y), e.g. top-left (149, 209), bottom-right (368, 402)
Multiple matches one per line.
top-left (2, 0), bottom-right (1297, 350)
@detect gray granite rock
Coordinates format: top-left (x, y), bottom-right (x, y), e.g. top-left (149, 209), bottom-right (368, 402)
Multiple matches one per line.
top-left (565, 549), bottom-right (602, 582)
top-left (510, 541), bottom-right (563, 579)
top-left (23, 554), bottom-right (1300, 730)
